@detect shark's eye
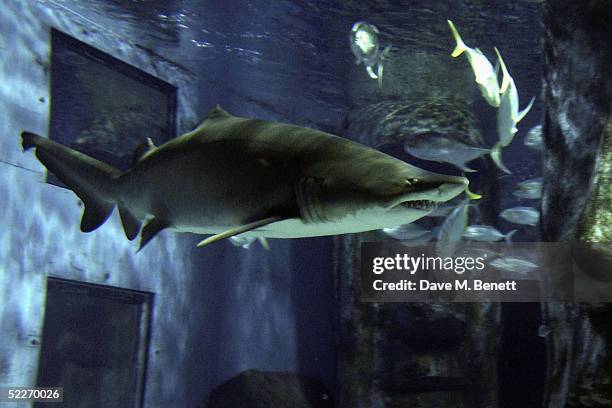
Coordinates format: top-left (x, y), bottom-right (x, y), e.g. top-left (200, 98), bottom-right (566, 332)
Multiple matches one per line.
top-left (405, 178), bottom-right (419, 186)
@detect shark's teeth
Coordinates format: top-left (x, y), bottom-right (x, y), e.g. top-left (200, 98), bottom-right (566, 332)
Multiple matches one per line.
top-left (399, 200), bottom-right (437, 211)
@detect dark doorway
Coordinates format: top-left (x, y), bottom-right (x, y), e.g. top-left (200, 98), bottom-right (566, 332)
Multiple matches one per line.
top-left (35, 277), bottom-right (153, 408)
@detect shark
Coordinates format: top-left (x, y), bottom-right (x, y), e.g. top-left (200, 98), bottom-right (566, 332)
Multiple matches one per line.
top-left (21, 106), bottom-right (469, 250)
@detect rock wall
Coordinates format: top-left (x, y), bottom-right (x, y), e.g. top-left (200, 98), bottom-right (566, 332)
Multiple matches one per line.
top-left (334, 234), bottom-right (501, 407)
top-left (540, 0), bottom-right (612, 406)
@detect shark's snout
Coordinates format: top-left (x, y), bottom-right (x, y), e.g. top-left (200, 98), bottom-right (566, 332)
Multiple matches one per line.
top-left (431, 176), bottom-right (469, 202)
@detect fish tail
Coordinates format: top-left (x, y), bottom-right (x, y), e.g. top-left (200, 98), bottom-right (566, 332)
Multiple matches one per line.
top-left (447, 20), bottom-right (467, 58)
top-left (21, 131), bottom-right (120, 233)
top-left (466, 187), bottom-right (482, 200)
top-left (460, 172), bottom-right (482, 200)
top-left (366, 65), bottom-right (378, 79)
top-left (461, 170), bottom-right (482, 200)
top-left (490, 145), bottom-right (512, 174)
top-left (504, 229), bottom-right (518, 244)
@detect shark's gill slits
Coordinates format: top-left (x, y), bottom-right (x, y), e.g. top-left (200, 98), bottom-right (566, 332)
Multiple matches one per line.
top-left (295, 176), bottom-right (327, 224)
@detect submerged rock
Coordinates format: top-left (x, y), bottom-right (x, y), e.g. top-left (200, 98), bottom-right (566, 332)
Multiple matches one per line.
top-left (346, 98), bottom-right (482, 150)
top-left (541, 0), bottom-right (612, 406)
top-left (403, 316), bottom-right (466, 352)
top-left (207, 369), bottom-right (333, 408)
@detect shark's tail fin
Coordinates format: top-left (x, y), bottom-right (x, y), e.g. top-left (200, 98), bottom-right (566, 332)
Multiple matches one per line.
top-left (448, 20), bottom-right (467, 58)
top-left (490, 144), bottom-right (512, 174)
top-left (21, 131), bottom-right (120, 233)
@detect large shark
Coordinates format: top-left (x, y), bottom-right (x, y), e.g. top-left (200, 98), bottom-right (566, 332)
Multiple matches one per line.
top-left (21, 106), bottom-right (469, 250)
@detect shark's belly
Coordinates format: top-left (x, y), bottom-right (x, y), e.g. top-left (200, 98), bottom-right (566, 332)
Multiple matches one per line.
top-left (118, 149), bottom-right (296, 231)
top-left (242, 209), bottom-right (428, 239)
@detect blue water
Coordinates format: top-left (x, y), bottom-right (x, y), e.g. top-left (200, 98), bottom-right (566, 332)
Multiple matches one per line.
top-left (1, 0), bottom-right (547, 406)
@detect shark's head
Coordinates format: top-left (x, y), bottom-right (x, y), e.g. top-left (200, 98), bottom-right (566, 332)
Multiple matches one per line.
top-left (296, 157), bottom-right (469, 233)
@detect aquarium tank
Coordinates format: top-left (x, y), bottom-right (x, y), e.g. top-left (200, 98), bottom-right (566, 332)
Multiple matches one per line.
top-left (1, 0), bottom-right (610, 407)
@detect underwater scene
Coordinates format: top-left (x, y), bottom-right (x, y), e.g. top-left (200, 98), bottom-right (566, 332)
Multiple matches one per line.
top-left (0, 0), bottom-right (610, 407)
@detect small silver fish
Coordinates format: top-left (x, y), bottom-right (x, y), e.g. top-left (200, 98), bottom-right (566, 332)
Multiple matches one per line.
top-left (500, 206), bottom-right (540, 226)
top-left (490, 47), bottom-right (535, 174)
top-left (463, 225), bottom-right (517, 243)
top-left (436, 199), bottom-right (471, 257)
top-left (383, 223), bottom-right (431, 241)
top-left (524, 125), bottom-right (543, 150)
top-left (399, 231), bottom-right (435, 247)
top-left (490, 256), bottom-right (538, 274)
top-left (403, 136), bottom-right (490, 173)
top-left (229, 235), bottom-right (270, 250)
top-left (425, 202), bottom-right (457, 218)
top-left (456, 246), bottom-right (501, 260)
top-left (349, 21), bottom-right (390, 87)
top-left (512, 177), bottom-right (542, 199)
top-left (448, 20), bottom-right (501, 108)
top-left (229, 235), bottom-right (256, 249)
top-left (538, 324), bottom-right (551, 338)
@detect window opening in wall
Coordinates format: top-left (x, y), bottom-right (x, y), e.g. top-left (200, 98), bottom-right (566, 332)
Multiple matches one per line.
top-left (48, 28), bottom-right (177, 187)
top-left (35, 277), bottom-right (153, 408)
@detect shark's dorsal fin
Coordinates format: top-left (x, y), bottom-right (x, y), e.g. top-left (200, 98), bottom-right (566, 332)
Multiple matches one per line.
top-left (196, 216), bottom-right (283, 248)
top-left (205, 105), bottom-right (232, 120)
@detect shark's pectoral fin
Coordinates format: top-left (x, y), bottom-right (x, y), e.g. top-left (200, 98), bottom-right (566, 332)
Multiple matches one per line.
top-left (138, 217), bottom-right (170, 252)
top-left (196, 216), bottom-right (284, 248)
top-left (118, 205), bottom-right (141, 241)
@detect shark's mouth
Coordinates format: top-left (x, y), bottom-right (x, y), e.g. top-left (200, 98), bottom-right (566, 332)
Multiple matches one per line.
top-left (398, 200), bottom-right (437, 211)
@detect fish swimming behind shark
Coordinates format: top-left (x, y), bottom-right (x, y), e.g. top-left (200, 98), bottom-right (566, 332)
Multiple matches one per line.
top-left (491, 47), bottom-right (535, 174)
top-left (349, 21), bottom-right (391, 88)
top-left (447, 20), bottom-right (501, 108)
top-left (21, 106), bottom-right (469, 250)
